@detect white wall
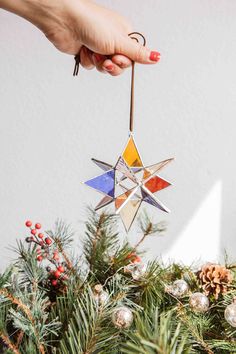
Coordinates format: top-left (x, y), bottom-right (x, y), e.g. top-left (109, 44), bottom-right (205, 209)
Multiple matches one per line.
top-left (0, 0), bottom-right (236, 270)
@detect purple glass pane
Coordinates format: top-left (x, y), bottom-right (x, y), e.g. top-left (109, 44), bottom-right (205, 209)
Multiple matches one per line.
top-left (141, 188), bottom-right (169, 213)
top-left (91, 158), bottom-right (113, 171)
top-left (95, 195), bottom-right (114, 211)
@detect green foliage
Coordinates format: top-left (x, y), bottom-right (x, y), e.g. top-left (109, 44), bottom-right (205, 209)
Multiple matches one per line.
top-left (59, 286), bottom-right (118, 354)
top-left (122, 308), bottom-right (191, 354)
top-left (0, 210), bottom-right (236, 353)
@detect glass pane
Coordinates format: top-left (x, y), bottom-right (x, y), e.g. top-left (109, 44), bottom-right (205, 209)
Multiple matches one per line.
top-left (122, 136), bottom-right (143, 167)
top-left (85, 170), bottom-right (115, 197)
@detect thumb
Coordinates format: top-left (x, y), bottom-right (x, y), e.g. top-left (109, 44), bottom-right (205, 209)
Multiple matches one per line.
top-left (117, 36), bottom-right (161, 64)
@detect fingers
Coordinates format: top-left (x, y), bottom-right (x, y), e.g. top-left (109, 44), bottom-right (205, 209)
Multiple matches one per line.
top-left (79, 46), bottom-right (133, 76)
top-left (92, 53), bottom-right (129, 75)
top-left (117, 35), bottom-right (161, 64)
top-left (111, 54), bottom-right (132, 69)
top-left (79, 47), bottom-right (94, 70)
top-left (88, 49), bottom-right (128, 76)
top-left (102, 58), bottom-right (124, 76)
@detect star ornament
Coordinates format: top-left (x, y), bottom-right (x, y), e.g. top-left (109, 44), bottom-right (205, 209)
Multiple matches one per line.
top-left (84, 135), bottom-right (174, 232)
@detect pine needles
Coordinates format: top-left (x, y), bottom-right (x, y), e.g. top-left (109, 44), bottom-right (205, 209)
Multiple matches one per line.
top-left (0, 210), bottom-right (236, 353)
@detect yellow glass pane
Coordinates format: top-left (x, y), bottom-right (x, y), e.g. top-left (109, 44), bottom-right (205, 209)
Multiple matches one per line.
top-left (122, 136), bottom-right (143, 167)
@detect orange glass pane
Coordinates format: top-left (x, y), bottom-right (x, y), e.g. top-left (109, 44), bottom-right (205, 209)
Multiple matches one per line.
top-left (122, 136), bottom-right (143, 167)
top-left (143, 169), bottom-right (151, 180)
top-left (115, 190), bottom-right (133, 209)
top-left (145, 176), bottom-right (171, 193)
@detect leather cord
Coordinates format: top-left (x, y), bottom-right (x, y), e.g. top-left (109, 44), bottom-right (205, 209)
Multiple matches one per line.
top-left (72, 32), bottom-right (147, 134)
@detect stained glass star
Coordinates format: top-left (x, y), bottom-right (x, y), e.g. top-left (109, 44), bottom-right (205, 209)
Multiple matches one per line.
top-left (84, 135), bottom-right (174, 232)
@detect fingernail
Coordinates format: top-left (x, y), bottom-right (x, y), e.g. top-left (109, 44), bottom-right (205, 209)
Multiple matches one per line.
top-left (94, 53), bottom-right (103, 62)
top-left (104, 64), bottom-right (114, 72)
top-left (149, 51), bottom-right (161, 62)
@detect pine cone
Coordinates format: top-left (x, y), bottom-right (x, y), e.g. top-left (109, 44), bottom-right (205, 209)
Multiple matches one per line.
top-left (197, 263), bottom-right (233, 299)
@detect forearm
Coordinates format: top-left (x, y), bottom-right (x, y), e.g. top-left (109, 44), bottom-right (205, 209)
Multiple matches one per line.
top-left (0, 0), bottom-right (159, 70)
top-left (0, 0), bottom-right (79, 32)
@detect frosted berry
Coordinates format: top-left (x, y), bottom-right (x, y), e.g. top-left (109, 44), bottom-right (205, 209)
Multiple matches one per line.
top-left (45, 238), bottom-right (52, 245)
top-left (25, 237), bottom-right (32, 243)
top-left (36, 248), bottom-right (41, 254)
top-left (38, 233), bottom-right (44, 239)
top-left (46, 266), bottom-right (51, 272)
top-left (37, 255), bottom-right (43, 262)
top-left (35, 223), bottom-right (41, 229)
top-left (57, 265), bottom-right (65, 273)
top-left (62, 275), bottom-right (69, 281)
top-left (54, 270), bottom-right (61, 279)
top-left (51, 279), bottom-right (58, 286)
top-left (31, 229), bottom-right (37, 236)
top-left (39, 241), bottom-right (44, 246)
top-left (25, 220), bottom-right (32, 227)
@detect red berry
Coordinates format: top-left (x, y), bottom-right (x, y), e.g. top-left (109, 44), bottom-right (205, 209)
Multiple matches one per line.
top-left (45, 238), bottom-right (52, 245)
top-left (126, 252), bottom-right (136, 259)
top-left (36, 248), bottom-right (41, 254)
top-left (38, 233), bottom-right (44, 239)
top-left (51, 279), bottom-right (58, 286)
top-left (54, 270), bottom-right (61, 279)
top-left (57, 265), bottom-right (65, 273)
top-left (53, 253), bottom-right (60, 261)
top-left (25, 220), bottom-right (32, 227)
top-left (37, 255), bottom-right (43, 262)
top-left (133, 256), bottom-right (142, 263)
top-left (39, 241), bottom-right (44, 246)
top-left (35, 223), bottom-right (41, 229)
top-left (31, 229), bottom-right (37, 235)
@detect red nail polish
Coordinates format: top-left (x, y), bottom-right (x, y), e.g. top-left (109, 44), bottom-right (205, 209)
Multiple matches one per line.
top-left (105, 64), bottom-right (113, 71)
top-left (149, 51), bottom-right (161, 62)
top-left (94, 53), bottom-right (103, 62)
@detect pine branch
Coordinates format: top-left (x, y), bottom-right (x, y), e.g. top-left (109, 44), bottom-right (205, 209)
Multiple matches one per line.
top-left (83, 209), bottom-right (122, 282)
top-left (59, 286), bottom-right (119, 354)
top-left (176, 304), bottom-right (214, 354)
top-left (1, 212), bottom-right (236, 353)
top-left (15, 330), bottom-right (24, 349)
top-left (46, 220), bottom-right (77, 275)
top-left (0, 331), bottom-right (21, 354)
top-left (122, 308), bottom-right (191, 354)
top-left (133, 214), bottom-right (166, 251)
top-left (0, 289), bottom-right (34, 323)
top-left (0, 288), bottom-right (60, 353)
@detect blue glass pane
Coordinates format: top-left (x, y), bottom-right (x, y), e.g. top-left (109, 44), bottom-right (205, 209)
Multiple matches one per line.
top-left (85, 170), bottom-right (115, 197)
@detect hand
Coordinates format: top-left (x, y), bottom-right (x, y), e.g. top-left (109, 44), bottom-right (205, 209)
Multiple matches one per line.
top-left (0, 0), bottom-right (161, 76)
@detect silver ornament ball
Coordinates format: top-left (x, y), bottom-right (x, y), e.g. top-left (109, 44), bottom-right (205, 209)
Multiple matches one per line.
top-left (112, 306), bottom-right (133, 329)
top-left (189, 292), bottom-right (209, 313)
top-left (124, 262), bottom-right (146, 280)
top-left (170, 279), bottom-right (189, 298)
top-left (93, 284), bottom-right (109, 307)
top-left (225, 302), bottom-right (236, 327)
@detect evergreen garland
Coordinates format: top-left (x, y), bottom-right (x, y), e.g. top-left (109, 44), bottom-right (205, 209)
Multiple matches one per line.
top-left (0, 210), bottom-right (236, 353)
